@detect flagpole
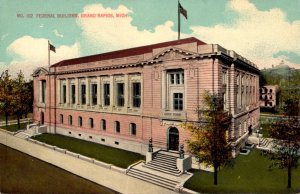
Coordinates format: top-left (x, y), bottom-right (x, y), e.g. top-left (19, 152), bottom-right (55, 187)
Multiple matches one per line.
top-left (178, 0), bottom-right (180, 40)
top-left (48, 40), bottom-right (51, 133)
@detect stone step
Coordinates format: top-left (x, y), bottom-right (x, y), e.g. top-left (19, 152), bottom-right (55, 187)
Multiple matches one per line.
top-left (15, 132), bottom-right (29, 139)
top-left (146, 162), bottom-right (180, 172)
top-left (143, 164), bottom-right (181, 176)
top-left (156, 153), bottom-right (178, 159)
top-left (152, 157), bottom-right (177, 164)
top-left (149, 160), bottom-right (177, 169)
top-left (158, 150), bottom-right (180, 157)
top-left (127, 171), bottom-right (176, 190)
top-left (128, 168), bottom-right (179, 186)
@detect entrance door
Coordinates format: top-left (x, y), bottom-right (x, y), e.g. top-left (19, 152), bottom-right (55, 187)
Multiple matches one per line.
top-left (168, 127), bottom-right (179, 151)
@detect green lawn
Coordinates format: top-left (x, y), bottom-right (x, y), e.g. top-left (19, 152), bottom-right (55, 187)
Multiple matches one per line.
top-left (32, 134), bottom-right (145, 168)
top-left (0, 123), bottom-right (28, 132)
top-left (184, 149), bottom-right (300, 193)
top-left (0, 144), bottom-right (117, 194)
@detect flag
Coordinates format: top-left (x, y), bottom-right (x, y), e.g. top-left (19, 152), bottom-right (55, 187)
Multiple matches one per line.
top-left (49, 42), bottom-right (56, 53)
top-left (179, 2), bottom-right (187, 19)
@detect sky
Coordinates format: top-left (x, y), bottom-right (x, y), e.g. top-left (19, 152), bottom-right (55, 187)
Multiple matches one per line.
top-left (1, 0), bottom-right (300, 79)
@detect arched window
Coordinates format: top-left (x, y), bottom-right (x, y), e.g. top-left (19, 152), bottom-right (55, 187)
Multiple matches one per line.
top-left (89, 118), bottom-right (94, 128)
top-left (101, 119), bottom-right (106, 130)
top-left (78, 116), bottom-right (82, 127)
top-left (60, 114), bottom-right (63, 124)
top-left (130, 123), bottom-right (136, 136)
top-left (68, 115), bottom-right (72, 125)
top-left (115, 121), bottom-right (120, 133)
top-left (40, 112), bottom-right (44, 125)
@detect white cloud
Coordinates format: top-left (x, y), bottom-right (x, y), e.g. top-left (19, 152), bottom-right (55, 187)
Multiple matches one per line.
top-left (53, 29), bottom-right (63, 38)
top-left (76, 4), bottom-right (181, 52)
top-left (191, 0), bottom-right (300, 69)
top-left (6, 36), bottom-right (80, 79)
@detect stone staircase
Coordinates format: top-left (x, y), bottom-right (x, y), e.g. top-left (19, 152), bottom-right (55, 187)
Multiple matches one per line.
top-left (14, 127), bottom-right (39, 139)
top-left (143, 151), bottom-right (181, 176)
top-left (127, 168), bottom-right (180, 190)
top-left (126, 150), bottom-right (188, 190)
top-left (259, 138), bottom-right (271, 147)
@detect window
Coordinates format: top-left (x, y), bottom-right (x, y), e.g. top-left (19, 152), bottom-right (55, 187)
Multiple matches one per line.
top-left (104, 83), bottom-right (110, 106)
top-left (170, 74), bottom-right (175, 84)
top-left (91, 84), bottom-right (97, 105)
top-left (115, 121), bottom-right (120, 133)
top-left (132, 83), bottom-right (141, 108)
top-left (62, 85), bottom-right (66, 103)
top-left (41, 80), bottom-right (46, 103)
top-left (117, 83), bottom-right (124, 106)
top-left (89, 118), bottom-right (94, 128)
top-left (81, 84), bottom-right (86, 104)
top-left (169, 71), bottom-right (184, 85)
top-left (78, 116), bottom-right (82, 127)
top-left (173, 93), bottom-right (183, 110)
top-left (60, 114), bottom-right (63, 124)
top-left (101, 119), bottom-right (106, 130)
top-left (68, 115), bottom-right (72, 125)
top-left (130, 123), bottom-right (136, 136)
top-left (71, 85), bottom-right (76, 104)
top-left (40, 112), bottom-right (44, 125)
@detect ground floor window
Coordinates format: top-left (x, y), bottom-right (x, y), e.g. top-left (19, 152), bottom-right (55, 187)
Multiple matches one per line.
top-left (60, 114), bottom-right (63, 124)
top-left (101, 119), bottom-right (106, 130)
top-left (130, 123), bottom-right (136, 136)
top-left (78, 116), bottom-right (82, 127)
top-left (115, 121), bottom-right (120, 133)
top-left (89, 118), bottom-right (94, 128)
top-left (68, 115), bottom-right (72, 125)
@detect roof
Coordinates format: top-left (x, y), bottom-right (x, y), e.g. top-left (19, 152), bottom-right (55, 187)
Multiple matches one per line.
top-left (51, 37), bottom-right (206, 67)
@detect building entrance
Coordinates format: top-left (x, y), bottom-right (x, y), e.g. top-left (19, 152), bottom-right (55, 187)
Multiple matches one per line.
top-left (168, 127), bottom-right (179, 151)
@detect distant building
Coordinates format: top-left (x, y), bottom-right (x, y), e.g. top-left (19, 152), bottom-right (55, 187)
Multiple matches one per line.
top-left (32, 37), bottom-right (260, 156)
top-left (260, 85), bottom-right (279, 108)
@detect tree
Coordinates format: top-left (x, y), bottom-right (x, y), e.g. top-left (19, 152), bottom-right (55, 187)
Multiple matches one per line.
top-left (0, 70), bottom-right (14, 127)
top-left (183, 91), bottom-right (232, 185)
top-left (11, 71), bottom-right (33, 129)
top-left (267, 98), bottom-right (300, 188)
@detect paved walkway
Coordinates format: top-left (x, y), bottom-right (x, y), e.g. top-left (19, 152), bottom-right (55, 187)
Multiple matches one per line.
top-left (0, 130), bottom-right (183, 194)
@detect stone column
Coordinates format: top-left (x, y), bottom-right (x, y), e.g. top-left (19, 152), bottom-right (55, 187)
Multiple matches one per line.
top-left (124, 74), bottom-right (129, 108)
top-left (66, 79), bottom-right (70, 105)
top-left (97, 76), bottom-right (101, 106)
top-left (229, 63), bottom-right (235, 115)
top-left (161, 70), bottom-right (167, 110)
top-left (39, 80), bottom-right (42, 103)
top-left (86, 77), bottom-right (90, 105)
top-left (75, 78), bottom-right (79, 105)
top-left (110, 75), bottom-right (114, 107)
top-left (57, 79), bottom-right (61, 104)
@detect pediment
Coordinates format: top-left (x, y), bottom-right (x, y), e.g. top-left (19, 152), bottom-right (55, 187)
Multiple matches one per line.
top-left (32, 67), bottom-right (49, 77)
top-left (146, 47), bottom-right (198, 63)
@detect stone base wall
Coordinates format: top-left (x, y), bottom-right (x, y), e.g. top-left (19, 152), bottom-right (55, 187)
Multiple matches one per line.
top-left (48, 126), bottom-right (149, 155)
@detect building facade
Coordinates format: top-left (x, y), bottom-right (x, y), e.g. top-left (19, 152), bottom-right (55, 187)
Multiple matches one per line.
top-left (33, 37), bottom-right (260, 155)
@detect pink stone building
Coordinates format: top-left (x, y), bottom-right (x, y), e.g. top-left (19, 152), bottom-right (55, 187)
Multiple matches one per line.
top-left (33, 37), bottom-right (260, 155)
